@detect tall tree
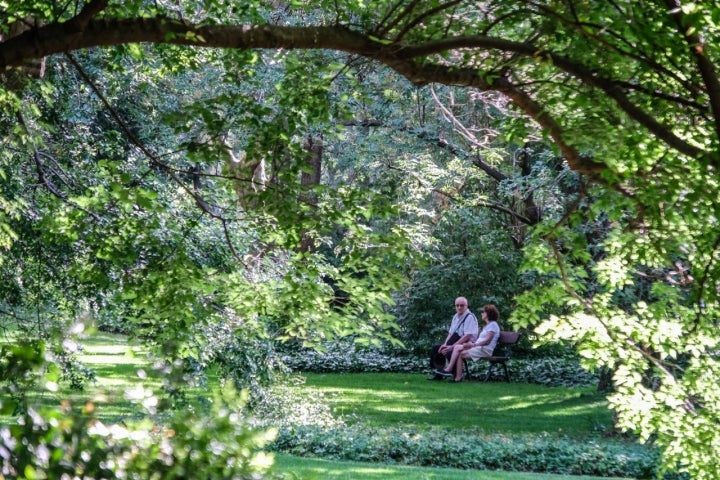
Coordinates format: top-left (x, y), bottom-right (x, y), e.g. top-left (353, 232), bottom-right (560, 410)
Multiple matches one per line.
top-left (2, 1), bottom-right (720, 477)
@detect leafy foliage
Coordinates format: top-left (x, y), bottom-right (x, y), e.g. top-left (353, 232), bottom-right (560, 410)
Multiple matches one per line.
top-left (0, 42), bottom-right (416, 369)
top-left (2, 1), bottom-right (720, 477)
top-left (395, 208), bottom-right (523, 341)
top-left (0, 341), bottom-right (280, 480)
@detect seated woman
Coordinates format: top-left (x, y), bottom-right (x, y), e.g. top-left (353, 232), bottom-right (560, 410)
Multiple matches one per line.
top-left (434, 304), bottom-right (500, 382)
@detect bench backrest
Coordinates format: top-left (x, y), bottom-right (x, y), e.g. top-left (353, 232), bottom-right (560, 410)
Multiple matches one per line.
top-left (498, 331), bottom-right (520, 345)
top-left (492, 331), bottom-right (521, 357)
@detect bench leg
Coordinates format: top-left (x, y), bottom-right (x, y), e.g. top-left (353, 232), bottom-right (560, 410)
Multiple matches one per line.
top-left (471, 360), bottom-right (512, 382)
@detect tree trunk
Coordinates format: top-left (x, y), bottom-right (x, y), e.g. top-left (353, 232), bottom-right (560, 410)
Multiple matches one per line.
top-left (299, 135), bottom-right (323, 253)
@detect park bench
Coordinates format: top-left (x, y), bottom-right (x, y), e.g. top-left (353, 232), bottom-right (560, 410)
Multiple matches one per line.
top-left (464, 331), bottom-right (521, 382)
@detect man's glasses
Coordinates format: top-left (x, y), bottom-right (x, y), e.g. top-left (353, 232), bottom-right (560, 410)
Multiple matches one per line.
top-left (455, 304), bottom-right (466, 307)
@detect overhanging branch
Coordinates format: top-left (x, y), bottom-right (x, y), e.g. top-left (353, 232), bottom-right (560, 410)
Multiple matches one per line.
top-left (0, 15), bottom-right (708, 173)
top-left (664, 0), bottom-right (720, 143)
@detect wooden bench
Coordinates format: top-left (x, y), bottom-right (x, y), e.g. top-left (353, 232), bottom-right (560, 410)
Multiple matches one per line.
top-left (464, 331), bottom-right (521, 382)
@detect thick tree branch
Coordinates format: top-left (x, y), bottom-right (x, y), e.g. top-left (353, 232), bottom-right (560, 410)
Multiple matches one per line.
top-left (0, 21), bottom-right (376, 69)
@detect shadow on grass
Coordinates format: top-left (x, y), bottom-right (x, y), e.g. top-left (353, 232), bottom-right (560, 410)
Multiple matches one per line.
top-left (300, 373), bottom-right (612, 437)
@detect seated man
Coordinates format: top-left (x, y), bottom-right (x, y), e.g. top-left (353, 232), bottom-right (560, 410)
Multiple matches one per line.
top-left (435, 304), bottom-right (500, 382)
top-left (428, 296), bottom-right (478, 380)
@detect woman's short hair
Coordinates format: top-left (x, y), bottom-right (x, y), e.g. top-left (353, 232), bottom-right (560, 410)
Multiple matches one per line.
top-left (483, 304), bottom-right (499, 322)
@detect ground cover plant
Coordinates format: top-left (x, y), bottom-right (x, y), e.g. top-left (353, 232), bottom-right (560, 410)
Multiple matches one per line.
top-left (280, 342), bottom-right (599, 388)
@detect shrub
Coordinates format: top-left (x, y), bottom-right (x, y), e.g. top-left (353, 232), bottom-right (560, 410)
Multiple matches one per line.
top-left (490, 358), bottom-right (599, 387)
top-left (52, 340), bottom-right (96, 391)
top-left (250, 377), bottom-right (345, 430)
top-left (279, 341), bottom-right (424, 374)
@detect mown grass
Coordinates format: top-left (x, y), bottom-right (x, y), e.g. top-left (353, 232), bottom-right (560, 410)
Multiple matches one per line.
top-left (73, 331), bottom-right (158, 422)
top-left (298, 372), bottom-right (611, 436)
top-left (1, 330), bottom-right (156, 423)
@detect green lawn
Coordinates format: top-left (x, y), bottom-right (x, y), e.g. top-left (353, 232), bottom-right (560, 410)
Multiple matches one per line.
top-left (298, 372), bottom-right (611, 436)
top-left (272, 373), bottom-right (634, 479)
top-left (1, 331), bottom-right (156, 423)
top-left (74, 332), bottom-right (158, 422)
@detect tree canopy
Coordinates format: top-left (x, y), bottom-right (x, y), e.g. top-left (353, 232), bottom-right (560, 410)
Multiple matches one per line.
top-left (2, 1), bottom-right (720, 478)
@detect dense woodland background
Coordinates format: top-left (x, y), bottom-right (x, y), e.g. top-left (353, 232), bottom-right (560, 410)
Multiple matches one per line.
top-left (1, 1), bottom-right (719, 479)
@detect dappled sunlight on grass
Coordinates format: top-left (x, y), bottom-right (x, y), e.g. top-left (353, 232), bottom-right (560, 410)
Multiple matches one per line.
top-left (494, 392), bottom-right (607, 418)
top-left (71, 334), bottom-right (161, 421)
top-left (81, 344), bottom-right (140, 355)
top-left (381, 405), bottom-right (432, 413)
top-left (79, 333), bottom-right (148, 358)
top-left (300, 373), bottom-right (613, 437)
top-left (0, 331), bottom-right (163, 424)
top-left (541, 400), bottom-right (608, 417)
top-left (79, 353), bottom-right (148, 365)
top-left (90, 373), bottom-right (157, 388)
